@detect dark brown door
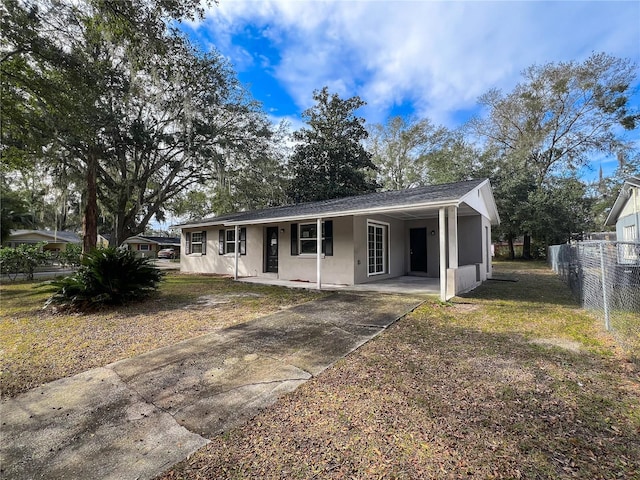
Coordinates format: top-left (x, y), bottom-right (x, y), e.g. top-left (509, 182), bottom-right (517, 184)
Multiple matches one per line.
top-left (265, 227), bottom-right (278, 273)
top-left (410, 228), bottom-right (428, 272)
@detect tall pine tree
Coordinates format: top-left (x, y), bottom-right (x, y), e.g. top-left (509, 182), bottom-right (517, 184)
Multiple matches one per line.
top-left (287, 87), bottom-right (378, 202)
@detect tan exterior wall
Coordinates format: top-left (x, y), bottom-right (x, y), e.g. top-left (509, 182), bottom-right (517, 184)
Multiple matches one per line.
top-left (353, 214), bottom-right (406, 284)
top-left (278, 217), bottom-right (355, 285)
top-left (180, 211), bottom-right (494, 289)
top-left (181, 225), bottom-right (264, 276)
top-left (458, 215), bottom-right (482, 266)
top-left (405, 218), bottom-right (440, 277)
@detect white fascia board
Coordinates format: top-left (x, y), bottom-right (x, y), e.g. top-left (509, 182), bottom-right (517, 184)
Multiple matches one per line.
top-left (458, 179), bottom-right (500, 225)
top-left (174, 221), bottom-right (228, 230)
top-left (221, 200), bottom-right (460, 226)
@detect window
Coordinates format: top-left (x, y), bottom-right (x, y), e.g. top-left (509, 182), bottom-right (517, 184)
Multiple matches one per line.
top-left (226, 229), bottom-right (236, 254)
top-left (299, 223), bottom-right (318, 254)
top-left (624, 225), bottom-right (637, 242)
top-left (218, 228), bottom-right (246, 255)
top-left (190, 232), bottom-right (205, 254)
top-left (622, 225), bottom-right (638, 261)
top-left (290, 221), bottom-right (333, 256)
top-left (185, 231), bottom-right (206, 254)
top-left (139, 244), bottom-right (150, 251)
top-left (367, 222), bottom-right (387, 275)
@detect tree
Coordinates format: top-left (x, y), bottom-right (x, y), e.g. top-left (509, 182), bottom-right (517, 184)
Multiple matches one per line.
top-left (0, 183), bottom-right (34, 243)
top-left (368, 116), bottom-right (449, 190)
top-left (94, 38), bottom-right (273, 245)
top-left (471, 52), bottom-right (639, 257)
top-left (3, 0), bottom-right (280, 249)
top-left (1, 0), bottom-right (212, 251)
top-left (423, 132), bottom-right (486, 185)
top-left (287, 87), bottom-right (378, 202)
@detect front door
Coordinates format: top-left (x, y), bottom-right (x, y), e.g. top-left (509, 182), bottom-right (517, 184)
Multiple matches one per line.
top-left (265, 227), bottom-right (278, 273)
top-left (410, 228), bottom-right (428, 272)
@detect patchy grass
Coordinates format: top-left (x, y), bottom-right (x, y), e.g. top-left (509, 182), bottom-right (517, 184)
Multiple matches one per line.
top-left (161, 261), bottom-right (640, 479)
top-left (0, 274), bottom-right (323, 397)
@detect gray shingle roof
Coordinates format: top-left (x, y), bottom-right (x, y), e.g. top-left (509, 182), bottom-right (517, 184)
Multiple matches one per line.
top-left (177, 179), bottom-right (487, 227)
top-left (9, 230), bottom-right (81, 243)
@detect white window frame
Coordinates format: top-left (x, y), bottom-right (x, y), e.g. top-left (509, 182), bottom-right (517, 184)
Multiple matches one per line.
top-left (225, 229), bottom-right (236, 255)
top-left (622, 225), bottom-right (638, 261)
top-left (367, 220), bottom-right (389, 276)
top-left (299, 222), bottom-right (323, 255)
top-left (139, 244), bottom-right (150, 251)
top-left (191, 232), bottom-right (204, 254)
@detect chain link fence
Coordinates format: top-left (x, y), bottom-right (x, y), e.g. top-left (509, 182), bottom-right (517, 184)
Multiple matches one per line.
top-left (548, 241), bottom-right (640, 355)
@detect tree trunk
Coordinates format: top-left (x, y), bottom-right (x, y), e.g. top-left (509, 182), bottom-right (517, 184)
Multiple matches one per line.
top-left (508, 236), bottom-right (515, 260)
top-left (82, 150), bottom-right (98, 253)
top-left (523, 234), bottom-right (532, 260)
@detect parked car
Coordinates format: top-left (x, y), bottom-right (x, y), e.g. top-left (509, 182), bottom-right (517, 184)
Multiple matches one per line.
top-left (157, 248), bottom-right (176, 259)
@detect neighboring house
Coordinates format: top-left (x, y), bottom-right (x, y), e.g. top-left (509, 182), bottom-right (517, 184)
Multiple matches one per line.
top-left (4, 230), bottom-right (80, 254)
top-left (605, 176), bottom-right (640, 262)
top-left (4, 230), bottom-right (109, 254)
top-left (175, 179), bottom-right (500, 300)
top-left (121, 236), bottom-right (181, 258)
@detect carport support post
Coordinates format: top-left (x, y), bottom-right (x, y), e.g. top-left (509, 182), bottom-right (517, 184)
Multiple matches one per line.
top-left (439, 207), bottom-right (447, 301)
top-left (448, 206), bottom-right (458, 269)
top-left (316, 218), bottom-right (322, 289)
top-left (234, 225), bottom-right (239, 280)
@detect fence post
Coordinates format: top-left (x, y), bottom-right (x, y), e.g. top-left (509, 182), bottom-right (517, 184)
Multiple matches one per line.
top-left (599, 242), bottom-right (610, 331)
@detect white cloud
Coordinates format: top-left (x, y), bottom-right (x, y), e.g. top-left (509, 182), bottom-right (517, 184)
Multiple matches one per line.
top-left (195, 0), bottom-right (640, 127)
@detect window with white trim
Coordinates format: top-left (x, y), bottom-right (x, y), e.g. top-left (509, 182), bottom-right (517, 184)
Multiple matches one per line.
top-left (290, 221), bottom-right (333, 256)
top-left (368, 222), bottom-right (387, 275)
top-left (190, 232), bottom-right (204, 254)
top-left (622, 225), bottom-right (638, 261)
top-left (139, 244), bottom-right (150, 251)
top-left (299, 223), bottom-right (319, 254)
top-left (225, 229), bottom-right (236, 254)
top-left (218, 228), bottom-right (246, 255)
top-left (624, 225), bottom-right (637, 242)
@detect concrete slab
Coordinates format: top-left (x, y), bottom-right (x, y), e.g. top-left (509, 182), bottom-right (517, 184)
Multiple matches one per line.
top-left (1, 292), bottom-right (424, 480)
top-left (0, 368), bottom-right (208, 480)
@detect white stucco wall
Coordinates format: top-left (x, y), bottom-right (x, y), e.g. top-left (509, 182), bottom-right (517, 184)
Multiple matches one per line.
top-left (353, 214), bottom-right (406, 284)
top-left (277, 217), bottom-right (355, 285)
top-left (180, 225), bottom-right (264, 277)
top-left (405, 218), bottom-right (440, 277)
top-left (458, 215), bottom-right (482, 266)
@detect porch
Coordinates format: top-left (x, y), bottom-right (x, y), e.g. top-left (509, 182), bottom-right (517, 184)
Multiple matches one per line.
top-left (238, 274), bottom-right (440, 296)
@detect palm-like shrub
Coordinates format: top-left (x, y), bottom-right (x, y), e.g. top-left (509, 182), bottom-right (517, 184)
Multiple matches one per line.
top-left (45, 247), bottom-right (164, 310)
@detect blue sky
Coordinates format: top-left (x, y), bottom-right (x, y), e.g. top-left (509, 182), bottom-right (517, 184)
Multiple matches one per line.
top-left (179, 0), bottom-right (640, 180)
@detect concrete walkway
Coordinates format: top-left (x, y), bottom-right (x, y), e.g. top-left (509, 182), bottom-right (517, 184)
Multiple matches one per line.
top-left (1, 292), bottom-right (424, 480)
top-left (239, 274), bottom-right (440, 295)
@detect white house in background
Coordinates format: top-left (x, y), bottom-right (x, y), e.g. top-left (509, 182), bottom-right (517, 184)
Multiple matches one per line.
top-left (4, 230), bottom-right (109, 253)
top-left (175, 179), bottom-right (500, 300)
top-left (605, 176), bottom-right (640, 263)
top-left (121, 235), bottom-right (181, 258)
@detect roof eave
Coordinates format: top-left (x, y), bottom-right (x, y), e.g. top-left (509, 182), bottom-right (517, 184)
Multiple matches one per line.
top-left (177, 199), bottom-right (462, 229)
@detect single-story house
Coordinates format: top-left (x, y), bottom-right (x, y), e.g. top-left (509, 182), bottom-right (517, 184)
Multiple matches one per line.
top-left (121, 236), bottom-right (181, 258)
top-left (175, 179), bottom-right (500, 300)
top-left (605, 176), bottom-right (639, 262)
top-left (4, 230), bottom-right (109, 253)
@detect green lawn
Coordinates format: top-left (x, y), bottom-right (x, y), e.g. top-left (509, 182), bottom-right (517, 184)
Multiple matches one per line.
top-left (160, 261), bottom-right (640, 479)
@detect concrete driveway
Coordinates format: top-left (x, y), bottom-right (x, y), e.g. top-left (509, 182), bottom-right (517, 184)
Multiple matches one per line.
top-left (1, 292), bottom-right (424, 480)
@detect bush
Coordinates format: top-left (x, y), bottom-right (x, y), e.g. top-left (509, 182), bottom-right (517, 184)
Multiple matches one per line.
top-left (45, 247), bottom-right (164, 310)
top-left (0, 243), bottom-right (50, 280)
top-left (58, 243), bottom-right (82, 267)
